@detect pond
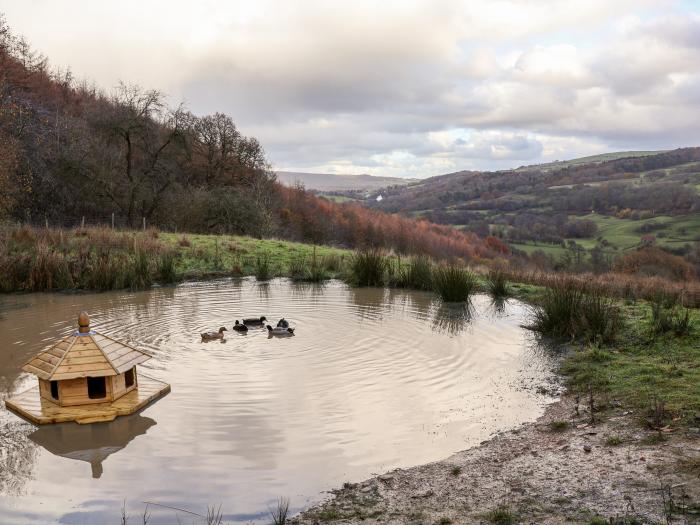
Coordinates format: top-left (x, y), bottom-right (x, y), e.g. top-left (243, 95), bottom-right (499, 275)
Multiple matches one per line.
top-left (0, 279), bottom-right (557, 524)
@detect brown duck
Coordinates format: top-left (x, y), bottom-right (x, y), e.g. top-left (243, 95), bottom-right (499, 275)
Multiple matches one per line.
top-left (201, 327), bottom-right (227, 341)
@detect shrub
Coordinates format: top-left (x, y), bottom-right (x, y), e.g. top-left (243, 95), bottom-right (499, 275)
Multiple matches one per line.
top-left (613, 247), bottom-right (695, 281)
top-left (347, 249), bottom-right (387, 287)
top-left (433, 264), bottom-right (477, 302)
top-left (269, 497), bottom-right (290, 525)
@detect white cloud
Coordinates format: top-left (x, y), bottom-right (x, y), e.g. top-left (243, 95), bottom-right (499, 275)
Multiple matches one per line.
top-left (1, 0), bottom-right (697, 177)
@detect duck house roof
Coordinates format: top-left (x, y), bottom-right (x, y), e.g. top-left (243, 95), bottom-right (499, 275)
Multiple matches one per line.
top-left (22, 312), bottom-right (152, 381)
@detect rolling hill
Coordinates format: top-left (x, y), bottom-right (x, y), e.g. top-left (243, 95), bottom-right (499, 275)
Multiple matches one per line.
top-left (357, 148), bottom-right (700, 271)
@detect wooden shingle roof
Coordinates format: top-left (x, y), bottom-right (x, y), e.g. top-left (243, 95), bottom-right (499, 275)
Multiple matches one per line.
top-left (23, 328), bottom-right (152, 382)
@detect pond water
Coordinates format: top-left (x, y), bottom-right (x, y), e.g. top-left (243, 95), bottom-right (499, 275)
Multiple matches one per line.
top-left (0, 279), bottom-right (557, 524)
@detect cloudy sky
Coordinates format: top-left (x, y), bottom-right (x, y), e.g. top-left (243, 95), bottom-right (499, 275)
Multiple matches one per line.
top-left (3, 0), bottom-right (700, 177)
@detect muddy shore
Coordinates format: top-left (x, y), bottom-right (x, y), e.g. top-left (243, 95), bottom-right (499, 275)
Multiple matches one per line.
top-left (293, 396), bottom-right (700, 524)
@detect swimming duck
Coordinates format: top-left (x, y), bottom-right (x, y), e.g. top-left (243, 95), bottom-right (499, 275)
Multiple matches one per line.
top-left (276, 318), bottom-right (289, 328)
top-left (232, 320), bottom-right (249, 333)
top-left (267, 325), bottom-right (295, 336)
top-left (201, 327), bottom-right (227, 341)
top-left (243, 316), bottom-right (267, 326)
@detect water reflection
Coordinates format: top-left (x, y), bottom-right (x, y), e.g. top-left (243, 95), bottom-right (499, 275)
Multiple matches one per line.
top-left (489, 297), bottom-right (508, 316)
top-left (385, 288), bottom-right (434, 322)
top-left (432, 303), bottom-right (474, 335)
top-left (28, 415), bottom-right (157, 478)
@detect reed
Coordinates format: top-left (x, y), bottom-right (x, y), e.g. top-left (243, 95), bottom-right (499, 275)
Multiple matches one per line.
top-left (322, 253), bottom-right (344, 273)
top-left (581, 292), bottom-right (622, 344)
top-left (128, 246), bottom-right (153, 290)
top-left (157, 249), bottom-right (178, 283)
top-left (529, 281), bottom-right (621, 342)
top-left (528, 280), bottom-right (585, 339)
top-left (650, 296), bottom-right (693, 336)
top-left (347, 248), bottom-right (387, 287)
top-left (393, 255), bottom-right (433, 291)
top-left (432, 264), bottom-right (477, 302)
top-left (486, 269), bottom-right (510, 299)
top-left (254, 254), bottom-right (272, 281)
top-left (288, 256), bottom-right (307, 280)
top-left (288, 254), bottom-right (328, 282)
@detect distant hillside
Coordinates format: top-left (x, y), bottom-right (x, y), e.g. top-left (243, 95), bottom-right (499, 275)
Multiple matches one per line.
top-left (276, 171), bottom-right (415, 191)
top-left (359, 148), bottom-right (700, 274)
top-left (515, 150), bottom-right (667, 172)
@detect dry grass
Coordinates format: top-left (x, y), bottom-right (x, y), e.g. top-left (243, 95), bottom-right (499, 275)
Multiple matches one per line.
top-left (506, 268), bottom-right (700, 307)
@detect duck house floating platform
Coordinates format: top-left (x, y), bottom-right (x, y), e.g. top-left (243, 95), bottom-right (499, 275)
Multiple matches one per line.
top-left (5, 312), bottom-right (170, 425)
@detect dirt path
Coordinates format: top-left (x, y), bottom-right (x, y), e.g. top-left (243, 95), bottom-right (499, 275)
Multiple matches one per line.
top-left (293, 397), bottom-right (700, 524)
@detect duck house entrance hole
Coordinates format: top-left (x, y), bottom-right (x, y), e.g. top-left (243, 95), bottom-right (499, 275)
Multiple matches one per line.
top-left (87, 377), bottom-right (106, 399)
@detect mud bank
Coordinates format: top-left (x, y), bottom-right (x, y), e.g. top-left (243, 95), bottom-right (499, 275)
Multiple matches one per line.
top-left (294, 396), bottom-right (700, 524)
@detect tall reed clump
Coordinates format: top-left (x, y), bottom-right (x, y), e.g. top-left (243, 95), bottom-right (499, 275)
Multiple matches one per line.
top-left (288, 256), bottom-right (307, 281)
top-left (288, 248), bottom-right (328, 282)
top-left (486, 269), bottom-right (510, 299)
top-left (432, 264), bottom-right (477, 302)
top-left (128, 245), bottom-right (153, 290)
top-left (529, 281), bottom-right (622, 343)
top-left (28, 242), bottom-right (74, 290)
top-left (254, 254), bottom-right (273, 281)
top-left (649, 294), bottom-right (693, 336)
top-left (347, 248), bottom-right (387, 287)
top-left (393, 255), bottom-right (433, 291)
top-left (157, 249), bottom-right (178, 283)
top-left (322, 253), bottom-right (344, 274)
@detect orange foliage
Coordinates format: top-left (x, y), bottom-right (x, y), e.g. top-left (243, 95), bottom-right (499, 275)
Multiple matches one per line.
top-left (275, 186), bottom-right (500, 261)
top-left (613, 247), bottom-right (696, 282)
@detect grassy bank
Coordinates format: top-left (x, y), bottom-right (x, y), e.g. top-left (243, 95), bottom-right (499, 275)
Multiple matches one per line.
top-left (559, 300), bottom-right (700, 427)
top-left (0, 225), bottom-right (351, 292)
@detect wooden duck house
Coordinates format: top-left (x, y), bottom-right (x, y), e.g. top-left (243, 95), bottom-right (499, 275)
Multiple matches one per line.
top-left (5, 312), bottom-right (170, 425)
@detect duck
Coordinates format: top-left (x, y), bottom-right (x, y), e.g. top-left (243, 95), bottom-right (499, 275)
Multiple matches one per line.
top-left (267, 325), bottom-right (295, 336)
top-left (232, 320), bottom-right (249, 333)
top-left (243, 316), bottom-right (267, 326)
top-left (201, 327), bottom-right (227, 341)
top-left (276, 318), bottom-right (289, 328)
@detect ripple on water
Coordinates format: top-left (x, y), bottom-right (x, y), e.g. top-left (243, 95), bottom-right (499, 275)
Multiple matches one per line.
top-left (0, 278), bottom-right (558, 525)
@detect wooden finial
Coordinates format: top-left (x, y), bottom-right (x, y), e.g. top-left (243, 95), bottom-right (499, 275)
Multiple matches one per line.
top-left (78, 311), bottom-right (90, 333)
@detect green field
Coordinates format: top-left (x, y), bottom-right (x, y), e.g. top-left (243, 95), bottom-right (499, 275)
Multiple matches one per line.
top-left (521, 150), bottom-right (666, 172)
top-left (510, 213), bottom-right (700, 260)
top-left (159, 233), bottom-right (351, 278)
top-left (319, 194), bottom-right (360, 203)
